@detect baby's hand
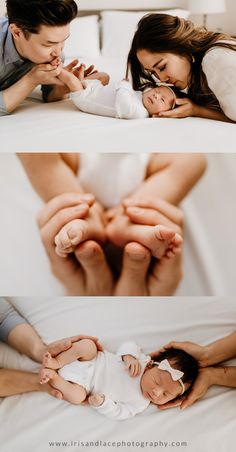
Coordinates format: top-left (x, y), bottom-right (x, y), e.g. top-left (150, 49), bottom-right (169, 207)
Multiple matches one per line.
top-left (123, 354), bottom-right (142, 377)
top-left (88, 393), bottom-right (105, 407)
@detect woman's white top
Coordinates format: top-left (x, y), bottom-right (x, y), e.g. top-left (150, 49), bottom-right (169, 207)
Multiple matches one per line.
top-left (78, 153), bottom-right (150, 209)
top-left (58, 342), bottom-right (151, 420)
top-left (70, 79), bottom-right (149, 119)
top-left (202, 43), bottom-right (236, 121)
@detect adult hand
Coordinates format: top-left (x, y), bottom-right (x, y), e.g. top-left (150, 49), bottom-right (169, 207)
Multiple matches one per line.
top-left (28, 61), bottom-right (63, 86)
top-left (38, 193), bottom-right (113, 295)
top-left (151, 340), bottom-right (209, 368)
top-left (157, 368), bottom-right (213, 411)
top-left (157, 98), bottom-right (197, 118)
top-left (46, 334), bottom-right (103, 357)
top-left (113, 199), bottom-right (183, 295)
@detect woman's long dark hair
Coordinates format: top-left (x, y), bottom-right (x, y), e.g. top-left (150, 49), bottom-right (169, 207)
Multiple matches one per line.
top-left (128, 13), bottom-right (236, 110)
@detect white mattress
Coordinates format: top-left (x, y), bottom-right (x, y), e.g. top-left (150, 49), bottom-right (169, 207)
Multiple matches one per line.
top-left (0, 56), bottom-right (235, 153)
top-left (0, 297), bottom-right (235, 452)
top-left (0, 153), bottom-right (236, 295)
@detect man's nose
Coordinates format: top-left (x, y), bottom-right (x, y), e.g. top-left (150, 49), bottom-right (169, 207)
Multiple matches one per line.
top-left (51, 45), bottom-right (62, 57)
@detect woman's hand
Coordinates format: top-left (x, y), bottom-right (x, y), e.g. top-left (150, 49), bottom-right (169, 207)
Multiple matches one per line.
top-left (113, 199), bottom-right (184, 295)
top-left (150, 340), bottom-right (209, 368)
top-left (158, 98), bottom-right (198, 119)
top-left (157, 368), bottom-right (213, 411)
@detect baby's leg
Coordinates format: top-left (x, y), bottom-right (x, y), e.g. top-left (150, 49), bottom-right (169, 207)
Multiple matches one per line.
top-left (39, 369), bottom-right (87, 405)
top-left (43, 338), bottom-right (98, 370)
top-left (107, 215), bottom-right (182, 259)
top-left (54, 204), bottom-right (105, 257)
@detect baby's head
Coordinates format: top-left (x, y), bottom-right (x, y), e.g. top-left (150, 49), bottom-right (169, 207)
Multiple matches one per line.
top-left (142, 84), bottom-right (176, 116)
top-left (141, 348), bottom-right (199, 406)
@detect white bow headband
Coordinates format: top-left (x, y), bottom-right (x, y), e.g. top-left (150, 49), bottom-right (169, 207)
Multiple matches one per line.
top-left (154, 359), bottom-right (185, 395)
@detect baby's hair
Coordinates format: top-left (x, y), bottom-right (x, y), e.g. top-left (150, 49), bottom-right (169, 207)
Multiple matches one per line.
top-left (153, 348), bottom-right (199, 387)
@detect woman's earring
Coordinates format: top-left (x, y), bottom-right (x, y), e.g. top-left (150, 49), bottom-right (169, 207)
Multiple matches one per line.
top-left (191, 55), bottom-right (195, 63)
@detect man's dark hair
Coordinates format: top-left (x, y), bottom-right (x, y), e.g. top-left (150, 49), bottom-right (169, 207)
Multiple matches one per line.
top-left (153, 348), bottom-right (199, 387)
top-left (6, 0), bottom-right (78, 35)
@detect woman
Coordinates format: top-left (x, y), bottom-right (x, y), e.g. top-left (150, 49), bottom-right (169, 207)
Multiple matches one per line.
top-left (128, 13), bottom-right (236, 122)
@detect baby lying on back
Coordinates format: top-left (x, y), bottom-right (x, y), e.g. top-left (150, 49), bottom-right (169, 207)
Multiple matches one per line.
top-left (40, 338), bottom-right (199, 420)
top-left (58, 64), bottom-right (179, 119)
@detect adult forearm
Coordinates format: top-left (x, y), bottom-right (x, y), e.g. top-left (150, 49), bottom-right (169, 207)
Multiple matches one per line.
top-left (0, 369), bottom-right (42, 396)
top-left (2, 74), bottom-right (37, 113)
top-left (205, 332), bottom-right (236, 366)
top-left (8, 323), bottom-right (46, 363)
top-left (131, 153), bottom-right (207, 205)
top-left (209, 366), bottom-right (236, 388)
top-left (194, 105), bottom-right (232, 122)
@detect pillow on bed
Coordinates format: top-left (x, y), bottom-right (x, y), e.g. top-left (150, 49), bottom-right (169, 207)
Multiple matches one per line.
top-left (101, 9), bottom-right (190, 58)
top-left (63, 16), bottom-right (101, 58)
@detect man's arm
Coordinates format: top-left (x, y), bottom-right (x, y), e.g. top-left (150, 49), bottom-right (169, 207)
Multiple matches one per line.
top-left (128, 153), bottom-right (207, 206)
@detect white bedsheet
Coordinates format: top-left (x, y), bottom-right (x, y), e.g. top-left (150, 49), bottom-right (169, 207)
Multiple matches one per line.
top-left (0, 297), bottom-right (235, 452)
top-left (0, 56), bottom-right (235, 153)
top-left (0, 153), bottom-right (236, 295)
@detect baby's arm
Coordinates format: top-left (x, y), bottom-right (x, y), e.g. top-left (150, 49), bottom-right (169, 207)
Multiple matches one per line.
top-left (88, 393), bottom-right (141, 420)
top-left (128, 153), bottom-right (207, 206)
top-left (18, 153), bottom-right (82, 202)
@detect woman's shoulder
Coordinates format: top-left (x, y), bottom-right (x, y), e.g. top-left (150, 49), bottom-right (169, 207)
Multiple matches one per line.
top-left (202, 42), bottom-right (236, 70)
top-left (203, 40), bottom-right (236, 60)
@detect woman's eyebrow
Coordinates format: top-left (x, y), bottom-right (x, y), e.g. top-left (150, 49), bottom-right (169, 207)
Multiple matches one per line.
top-left (152, 58), bottom-right (164, 69)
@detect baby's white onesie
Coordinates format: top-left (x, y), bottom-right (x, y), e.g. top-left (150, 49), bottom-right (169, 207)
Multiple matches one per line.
top-left (70, 79), bottom-right (149, 119)
top-left (58, 341), bottom-right (151, 420)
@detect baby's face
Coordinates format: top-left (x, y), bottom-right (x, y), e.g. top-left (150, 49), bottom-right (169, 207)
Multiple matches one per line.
top-left (142, 86), bottom-right (175, 116)
top-left (140, 364), bottom-right (182, 405)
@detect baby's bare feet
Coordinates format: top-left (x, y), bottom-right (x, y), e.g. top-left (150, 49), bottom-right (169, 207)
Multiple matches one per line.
top-left (39, 368), bottom-right (57, 384)
top-left (107, 215), bottom-right (182, 259)
top-left (54, 204), bottom-right (106, 258)
top-left (43, 352), bottom-right (60, 370)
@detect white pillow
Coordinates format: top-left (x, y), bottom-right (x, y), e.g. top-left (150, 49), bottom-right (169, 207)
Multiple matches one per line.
top-left (101, 10), bottom-right (190, 58)
top-left (64, 15), bottom-right (100, 58)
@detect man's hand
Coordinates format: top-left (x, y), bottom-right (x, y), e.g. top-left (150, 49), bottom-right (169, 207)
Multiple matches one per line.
top-left (27, 61), bottom-right (63, 86)
top-left (46, 334), bottom-right (103, 358)
top-left (88, 393), bottom-right (105, 407)
top-left (123, 354), bottom-right (142, 377)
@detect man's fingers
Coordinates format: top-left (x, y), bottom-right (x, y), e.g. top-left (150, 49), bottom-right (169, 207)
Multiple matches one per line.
top-left (47, 338), bottom-right (72, 356)
top-left (37, 193), bottom-right (95, 228)
top-left (74, 240), bottom-right (113, 295)
top-left (148, 253), bottom-right (183, 296)
top-left (115, 242), bottom-right (151, 296)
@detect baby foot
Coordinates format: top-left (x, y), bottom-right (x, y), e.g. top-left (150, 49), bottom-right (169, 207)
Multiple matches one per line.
top-left (43, 352), bottom-right (60, 370)
top-left (54, 206), bottom-right (106, 258)
top-left (107, 215), bottom-right (182, 259)
top-left (39, 367), bottom-right (57, 385)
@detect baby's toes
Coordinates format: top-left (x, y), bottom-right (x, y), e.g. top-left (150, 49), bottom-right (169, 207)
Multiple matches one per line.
top-left (55, 229), bottom-right (71, 249)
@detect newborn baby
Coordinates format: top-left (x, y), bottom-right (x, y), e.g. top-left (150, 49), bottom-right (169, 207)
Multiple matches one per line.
top-left (40, 338), bottom-right (199, 420)
top-left (58, 64), bottom-right (177, 119)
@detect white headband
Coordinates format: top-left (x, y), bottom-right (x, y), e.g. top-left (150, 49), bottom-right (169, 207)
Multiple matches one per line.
top-left (154, 359), bottom-right (185, 395)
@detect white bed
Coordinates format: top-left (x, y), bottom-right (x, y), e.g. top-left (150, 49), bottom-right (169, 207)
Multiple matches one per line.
top-left (0, 153), bottom-right (236, 296)
top-left (0, 0), bottom-right (235, 153)
top-left (0, 297), bottom-right (235, 452)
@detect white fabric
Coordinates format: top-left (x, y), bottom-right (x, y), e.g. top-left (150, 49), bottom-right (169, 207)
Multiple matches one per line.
top-left (101, 10), bottom-right (190, 58)
top-left (1, 154), bottom-right (236, 295)
top-left (70, 79), bottom-right (148, 119)
top-left (0, 298), bottom-right (236, 451)
top-left (63, 16), bottom-right (101, 58)
top-left (202, 45), bottom-right (236, 121)
top-left (78, 153), bottom-right (150, 208)
top-left (59, 341), bottom-right (150, 420)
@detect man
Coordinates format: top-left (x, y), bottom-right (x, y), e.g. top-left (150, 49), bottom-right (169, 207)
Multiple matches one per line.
top-left (0, 298), bottom-right (102, 397)
top-left (0, 0), bottom-right (78, 115)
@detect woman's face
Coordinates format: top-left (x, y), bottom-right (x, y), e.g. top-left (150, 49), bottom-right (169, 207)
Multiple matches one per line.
top-left (137, 50), bottom-right (192, 90)
top-left (140, 365), bottom-right (182, 406)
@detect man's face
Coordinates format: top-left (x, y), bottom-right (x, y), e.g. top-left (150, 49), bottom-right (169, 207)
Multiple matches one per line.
top-left (10, 23), bottom-right (70, 63)
top-left (140, 365), bottom-right (182, 405)
top-left (142, 86), bottom-right (176, 115)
